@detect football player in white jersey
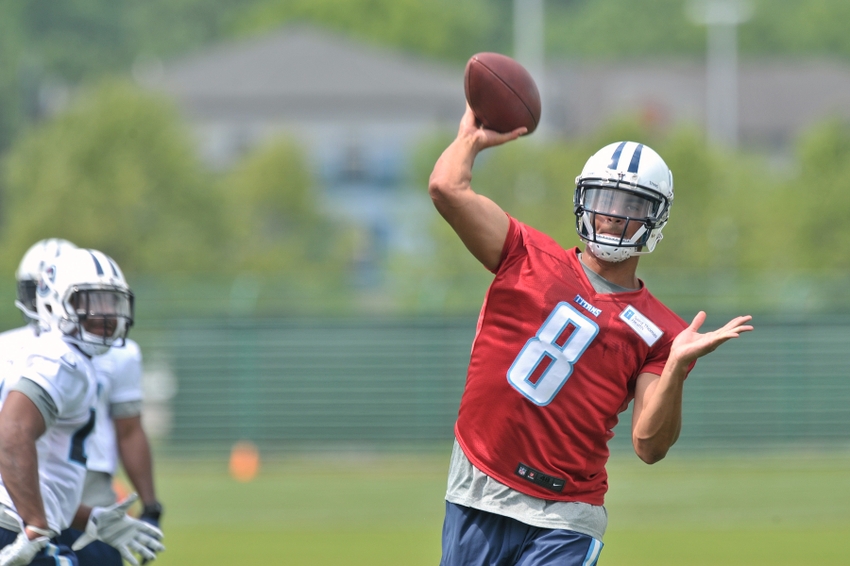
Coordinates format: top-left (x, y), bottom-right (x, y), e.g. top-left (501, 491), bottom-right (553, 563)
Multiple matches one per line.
top-left (59, 337), bottom-right (163, 566)
top-left (0, 240), bottom-right (165, 565)
top-left (0, 248), bottom-right (162, 566)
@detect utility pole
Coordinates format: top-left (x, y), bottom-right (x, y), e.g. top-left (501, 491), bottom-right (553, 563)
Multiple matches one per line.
top-left (687, 0), bottom-right (753, 148)
top-left (514, 0), bottom-right (546, 134)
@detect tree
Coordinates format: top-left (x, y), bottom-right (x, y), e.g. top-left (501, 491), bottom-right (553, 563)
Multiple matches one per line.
top-left (0, 79), bottom-right (227, 276)
top-left (231, 0), bottom-right (496, 62)
top-left (793, 119), bottom-right (850, 271)
top-left (217, 138), bottom-right (356, 310)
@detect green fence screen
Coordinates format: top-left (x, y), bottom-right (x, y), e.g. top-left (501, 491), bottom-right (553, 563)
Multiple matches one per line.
top-left (132, 314), bottom-right (850, 457)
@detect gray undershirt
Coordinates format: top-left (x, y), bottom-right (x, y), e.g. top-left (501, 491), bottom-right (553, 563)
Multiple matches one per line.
top-left (81, 471), bottom-right (117, 508)
top-left (12, 378), bottom-right (59, 429)
top-left (80, 400), bottom-right (141, 507)
top-left (111, 400), bottom-right (142, 419)
top-left (444, 252), bottom-right (634, 541)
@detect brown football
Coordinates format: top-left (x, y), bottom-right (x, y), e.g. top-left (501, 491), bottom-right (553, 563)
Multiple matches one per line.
top-left (464, 52), bottom-right (541, 135)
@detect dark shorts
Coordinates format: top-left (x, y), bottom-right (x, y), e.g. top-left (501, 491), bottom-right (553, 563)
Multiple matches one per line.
top-left (440, 501), bottom-right (603, 566)
top-left (0, 527), bottom-right (79, 566)
top-left (56, 528), bottom-right (122, 566)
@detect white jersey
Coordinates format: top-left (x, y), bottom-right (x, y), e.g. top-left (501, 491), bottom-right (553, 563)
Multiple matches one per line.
top-left (0, 325), bottom-right (38, 370)
top-left (0, 331), bottom-right (98, 533)
top-left (87, 339), bottom-right (144, 475)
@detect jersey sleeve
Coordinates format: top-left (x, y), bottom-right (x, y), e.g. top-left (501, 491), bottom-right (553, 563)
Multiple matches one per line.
top-left (107, 341), bottom-right (144, 405)
top-left (490, 215), bottom-right (525, 274)
top-left (10, 378), bottom-right (59, 428)
top-left (638, 329), bottom-right (696, 377)
top-left (19, 353), bottom-right (89, 418)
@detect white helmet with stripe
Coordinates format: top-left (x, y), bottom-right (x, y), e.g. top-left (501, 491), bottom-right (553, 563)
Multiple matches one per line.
top-left (36, 248), bottom-right (134, 356)
top-left (15, 238), bottom-right (79, 324)
top-left (573, 141), bottom-right (674, 262)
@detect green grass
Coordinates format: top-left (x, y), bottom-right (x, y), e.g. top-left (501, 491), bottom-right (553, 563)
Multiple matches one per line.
top-left (149, 450), bottom-right (850, 565)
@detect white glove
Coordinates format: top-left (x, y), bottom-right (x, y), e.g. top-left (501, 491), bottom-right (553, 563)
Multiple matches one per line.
top-left (0, 509), bottom-right (52, 566)
top-left (72, 494), bottom-right (165, 566)
top-left (0, 531), bottom-right (49, 566)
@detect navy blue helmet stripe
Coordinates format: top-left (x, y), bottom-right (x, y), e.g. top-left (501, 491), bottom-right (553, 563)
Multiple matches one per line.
top-left (89, 252), bottom-right (104, 275)
top-left (107, 257), bottom-right (119, 276)
top-left (608, 142), bottom-right (627, 170)
top-left (627, 143), bottom-right (644, 173)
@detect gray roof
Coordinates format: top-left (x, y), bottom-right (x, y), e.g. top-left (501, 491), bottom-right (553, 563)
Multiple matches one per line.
top-left (548, 59), bottom-right (850, 146)
top-left (144, 25), bottom-right (850, 148)
top-left (147, 26), bottom-right (465, 122)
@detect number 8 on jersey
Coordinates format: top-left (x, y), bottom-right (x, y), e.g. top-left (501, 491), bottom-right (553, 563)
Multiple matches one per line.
top-left (507, 302), bottom-right (599, 406)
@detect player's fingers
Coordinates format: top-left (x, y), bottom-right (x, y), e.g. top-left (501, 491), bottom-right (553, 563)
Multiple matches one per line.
top-left (460, 104), bottom-right (478, 128)
top-left (120, 547), bottom-right (141, 566)
top-left (137, 522), bottom-right (163, 540)
top-left (129, 540), bottom-right (157, 561)
top-left (71, 534), bottom-right (95, 551)
top-left (114, 493), bottom-right (139, 513)
top-left (134, 532), bottom-right (165, 553)
top-left (688, 311), bottom-right (707, 332)
top-left (723, 315), bottom-right (752, 329)
top-left (719, 324), bottom-right (753, 339)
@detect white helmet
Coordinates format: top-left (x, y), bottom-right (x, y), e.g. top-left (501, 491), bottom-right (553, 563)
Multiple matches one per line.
top-left (36, 248), bottom-right (134, 356)
top-left (574, 141), bottom-right (674, 262)
top-left (15, 238), bottom-right (78, 323)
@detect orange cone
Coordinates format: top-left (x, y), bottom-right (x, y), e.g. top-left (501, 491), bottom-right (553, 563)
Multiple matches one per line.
top-left (229, 441), bottom-right (260, 482)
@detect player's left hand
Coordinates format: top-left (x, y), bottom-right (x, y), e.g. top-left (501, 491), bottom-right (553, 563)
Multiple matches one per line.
top-left (671, 311), bottom-right (753, 364)
top-left (0, 530), bottom-right (49, 566)
top-left (72, 493), bottom-right (165, 566)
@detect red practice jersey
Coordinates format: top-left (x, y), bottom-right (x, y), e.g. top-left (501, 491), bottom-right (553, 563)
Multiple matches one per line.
top-left (455, 216), bottom-right (691, 505)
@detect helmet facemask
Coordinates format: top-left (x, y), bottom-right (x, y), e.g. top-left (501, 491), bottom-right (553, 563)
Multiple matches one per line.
top-left (15, 279), bottom-right (39, 322)
top-left (63, 286), bottom-right (135, 356)
top-left (575, 185), bottom-right (669, 262)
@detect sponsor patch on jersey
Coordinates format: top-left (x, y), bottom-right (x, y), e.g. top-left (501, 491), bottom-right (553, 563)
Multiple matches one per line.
top-left (573, 294), bottom-right (602, 317)
top-left (515, 462), bottom-right (565, 493)
top-left (619, 305), bottom-right (663, 346)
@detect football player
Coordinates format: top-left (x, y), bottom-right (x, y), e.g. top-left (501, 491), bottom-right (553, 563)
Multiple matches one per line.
top-left (0, 248), bottom-right (162, 566)
top-left (428, 105), bottom-right (753, 566)
top-left (57, 290), bottom-right (164, 562)
top-left (0, 240), bottom-right (165, 565)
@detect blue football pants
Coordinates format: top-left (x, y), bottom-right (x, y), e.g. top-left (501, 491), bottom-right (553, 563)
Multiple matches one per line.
top-left (440, 501), bottom-right (603, 566)
top-left (57, 528), bottom-right (122, 566)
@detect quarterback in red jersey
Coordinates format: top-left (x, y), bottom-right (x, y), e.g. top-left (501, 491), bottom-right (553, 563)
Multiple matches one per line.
top-left (428, 105), bottom-right (753, 566)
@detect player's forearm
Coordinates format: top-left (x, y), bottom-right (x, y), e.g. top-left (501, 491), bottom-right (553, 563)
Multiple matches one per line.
top-left (116, 418), bottom-right (157, 505)
top-left (632, 360), bottom-right (689, 464)
top-left (428, 135), bottom-right (479, 209)
top-left (0, 431), bottom-right (48, 530)
top-left (71, 505), bottom-right (93, 530)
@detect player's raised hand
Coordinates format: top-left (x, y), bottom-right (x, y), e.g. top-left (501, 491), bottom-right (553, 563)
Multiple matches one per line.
top-left (670, 311), bottom-right (753, 365)
top-left (73, 493), bottom-right (165, 566)
top-left (458, 104), bottom-right (527, 151)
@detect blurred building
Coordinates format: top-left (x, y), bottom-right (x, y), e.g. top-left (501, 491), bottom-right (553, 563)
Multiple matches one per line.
top-left (546, 59), bottom-right (850, 151)
top-left (138, 26), bottom-right (465, 287)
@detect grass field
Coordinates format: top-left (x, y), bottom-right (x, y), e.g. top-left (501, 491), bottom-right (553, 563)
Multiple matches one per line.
top-left (149, 449), bottom-right (850, 565)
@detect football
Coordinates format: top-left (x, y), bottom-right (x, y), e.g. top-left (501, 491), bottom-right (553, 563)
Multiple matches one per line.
top-left (464, 52), bottom-right (541, 135)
